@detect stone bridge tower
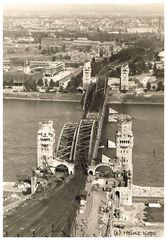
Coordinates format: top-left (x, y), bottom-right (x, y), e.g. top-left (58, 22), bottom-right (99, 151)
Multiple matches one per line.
top-left (37, 120), bottom-right (55, 170)
top-left (114, 114), bottom-right (134, 206)
top-left (116, 114), bottom-right (134, 170)
top-left (120, 64), bottom-right (129, 92)
top-left (83, 61), bottom-right (92, 90)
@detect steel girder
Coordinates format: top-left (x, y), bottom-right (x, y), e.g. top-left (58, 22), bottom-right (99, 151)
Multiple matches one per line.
top-left (96, 76), bottom-right (108, 95)
top-left (56, 123), bottom-right (78, 163)
top-left (87, 77), bottom-right (108, 113)
top-left (73, 119), bottom-right (97, 166)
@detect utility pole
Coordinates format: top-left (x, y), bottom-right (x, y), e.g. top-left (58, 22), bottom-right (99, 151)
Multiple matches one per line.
top-left (105, 204), bottom-right (113, 237)
top-left (105, 213), bottom-right (112, 237)
top-left (4, 225), bottom-right (8, 237)
top-left (51, 224), bottom-right (54, 236)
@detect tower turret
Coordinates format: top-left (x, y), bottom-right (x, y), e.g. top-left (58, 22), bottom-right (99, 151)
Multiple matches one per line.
top-left (37, 120), bottom-right (55, 169)
top-left (120, 64), bottom-right (129, 92)
top-left (116, 114), bottom-right (134, 170)
top-left (83, 61), bottom-right (91, 90)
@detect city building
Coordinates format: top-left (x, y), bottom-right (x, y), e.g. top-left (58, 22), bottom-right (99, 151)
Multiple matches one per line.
top-left (41, 37), bottom-right (60, 48)
top-left (141, 76), bottom-right (157, 88)
top-left (3, 70), bottom-right (29, 92)
top-left (127, 27), bottom-right (157, 33)
top-left (43, 62), bottom-right (65, 78)
top-left (108, 77), bottom-right (120, 92)
top-left (155, 51), bottom-right (164, 70)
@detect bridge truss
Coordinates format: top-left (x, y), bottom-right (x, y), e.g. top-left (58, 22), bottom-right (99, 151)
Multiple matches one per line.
top-left (56, 123), bottom-right (78, 163)
top-left (73, 119), bottom-right (97, 168)
top-left (82, 76), bottom-right (108, 115)
top-left (89, 76), bottom-right (108, 112)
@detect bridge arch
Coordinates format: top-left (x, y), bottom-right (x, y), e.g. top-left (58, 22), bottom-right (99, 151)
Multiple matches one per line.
top-left (73, 119), bottom-right (97, 168)
top-left (50, 159), bottom-right (74, 175)
top-left (88, 162), bottom-right (114, 176)
top-left (55, 164), bottom-right (69, 173)
top-left (56, 122), bottom-right (78, 163)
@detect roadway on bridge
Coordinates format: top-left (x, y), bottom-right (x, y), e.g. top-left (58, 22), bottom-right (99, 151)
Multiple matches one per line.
top-left (3, 172), bottom-right (86, 237)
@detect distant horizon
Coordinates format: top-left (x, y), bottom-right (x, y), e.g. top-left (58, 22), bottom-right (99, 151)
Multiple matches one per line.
top-left (3, 2), bottom-right (164, 15)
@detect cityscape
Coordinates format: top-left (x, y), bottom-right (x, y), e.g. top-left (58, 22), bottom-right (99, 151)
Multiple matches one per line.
top-left (3, 1), bottom-right (164, 238)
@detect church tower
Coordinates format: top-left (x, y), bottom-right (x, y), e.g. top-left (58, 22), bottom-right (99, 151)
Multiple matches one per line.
top-left (120, 65), bottom-right (129, 92)
top-left (83, 61), bottom-right (91, 90)
top-left (37, 121), bottom-right (55, 169)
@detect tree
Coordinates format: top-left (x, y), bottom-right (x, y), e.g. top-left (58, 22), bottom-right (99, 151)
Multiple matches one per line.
top-left (55, 81), bottom-right (59, 87)
top-left (37, 78), bottom-right (43, 87)
top-left (91, 61), bottom-right (103, 77)
top-left (99, 49), bottom-right (103, 57)
top-left (38, 44), bottom-right (42, 50)
top-left (157, 81), bottom-right (164, 91)
top-left (59, 85), bottom-right (64, 93)
top-left (108, 67), bottom-right (120, 78)
top-left (65, 72), bottom-right (83, 93)
top-left (129, 61), bottom-right (137, 75)
top-left (92, 57), bottom-right (95, 63)
top-left (25, 45), bottom-right (29, 52)
top-left (146, 81), bottom-right (151, 91)
top-left (49, 79), bottom-right (55, 88)
top-left (52, 56), bottom-right (56, 61)
top-left (45, 79), bottom-right (48, 87)
top-left (3, 78), bottom-right (14, 87)
top-left (152, 85), bottom-right (156, 91)
top-left (62, 44), bottom-right (65, 52)
top-left (154, 69), bottom-right (164, 79)
top-left (41, 49), bottom-right (47, 55)
top-left (24, 79), bottom-right (37, 91)
top-left (148, 62), bottom-right (153, 70)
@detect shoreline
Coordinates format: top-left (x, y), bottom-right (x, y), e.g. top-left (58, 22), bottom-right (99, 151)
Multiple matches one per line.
top-left (3, 96), bottom-right (81, 103)
top-left (3, 96), bottom-right (164, 105)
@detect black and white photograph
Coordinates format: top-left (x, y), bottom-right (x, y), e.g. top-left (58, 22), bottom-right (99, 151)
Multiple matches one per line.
top-left (2, 0), bottom-right (165, 237)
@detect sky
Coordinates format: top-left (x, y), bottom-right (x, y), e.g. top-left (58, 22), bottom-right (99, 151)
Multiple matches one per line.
top-left (2, 0), bottom-right (165, 5)
top-left (3, 0), bottom-right (164, 15)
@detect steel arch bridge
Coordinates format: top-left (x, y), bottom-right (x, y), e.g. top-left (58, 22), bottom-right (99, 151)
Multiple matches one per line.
top-left (55, 122), bottom-right (78, 163)
top-left (82, 76), bottom-right (108, 114)
top-left (73, 119), bottom-right (97, 167)
top-left (54, 77), bottom-right (107, 172)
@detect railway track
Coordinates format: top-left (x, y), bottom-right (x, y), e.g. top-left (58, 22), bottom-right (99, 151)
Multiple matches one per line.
top-left (3, 172), bottom-right (86, 237)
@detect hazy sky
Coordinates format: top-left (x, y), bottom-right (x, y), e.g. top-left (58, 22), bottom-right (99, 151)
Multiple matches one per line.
top-left (3, 0), bottom-right (165, 4)
top-left (3, 0), bottom-right (164, 17)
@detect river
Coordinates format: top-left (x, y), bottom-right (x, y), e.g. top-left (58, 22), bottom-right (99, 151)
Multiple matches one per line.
top-left (3, 99), bottom-right (164, 187)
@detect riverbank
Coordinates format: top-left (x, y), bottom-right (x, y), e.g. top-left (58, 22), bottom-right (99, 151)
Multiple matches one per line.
top-left (3, 91), bottom-right (164, 105)
top-left (107, 92), bottom-right (164, 105)
top-left (3, 91), bottom-right (82, 103)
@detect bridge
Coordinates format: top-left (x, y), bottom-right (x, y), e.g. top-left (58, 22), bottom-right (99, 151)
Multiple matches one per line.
top-left (50, 76), bottom-right (108, 174)
top-left (56, 122), bottom-right (78, 163)
top-left (3, 75), bottom-right (109, 237)
top-left (88, 162), bottom-right (114, 175)
top-left (52, 119), bottom-right (97, 174)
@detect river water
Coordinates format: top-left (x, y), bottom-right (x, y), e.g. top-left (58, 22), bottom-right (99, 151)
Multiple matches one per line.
top-left (3, 99), bottom-right (164, 187)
